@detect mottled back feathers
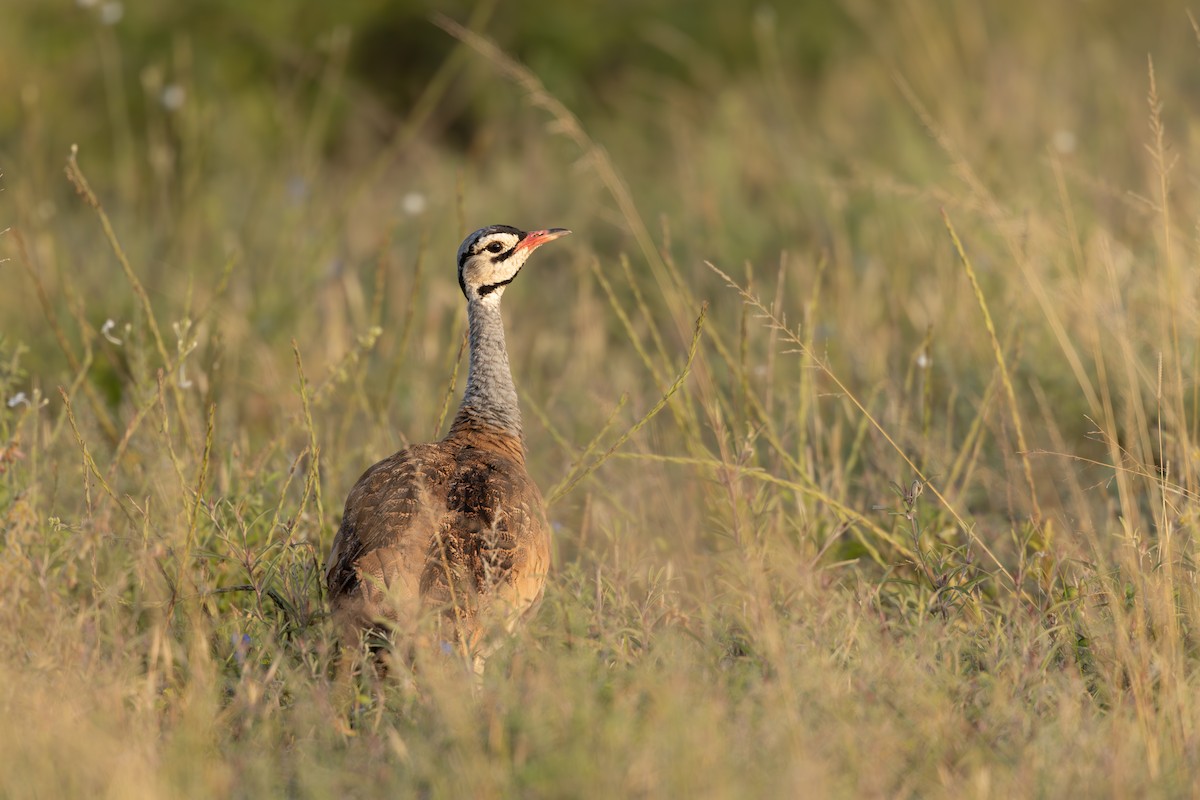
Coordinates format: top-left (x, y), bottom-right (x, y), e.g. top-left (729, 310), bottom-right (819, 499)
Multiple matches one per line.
top-left (324, 428), bottom-right (549, 652)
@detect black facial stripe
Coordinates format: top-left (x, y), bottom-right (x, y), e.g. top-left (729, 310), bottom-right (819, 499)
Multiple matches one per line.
top-left (480, 224), bottom-right (524, 239)
top-left (477, 266), bottom-right (522, 297)
top-left (458, 226), bottom-right (526, 299)
top-left (457, 243), bottom-right (472, 297)
top-left (492, 245), bottom-right (519, 263)
top-left (470, 226), bottom-right (524, 255)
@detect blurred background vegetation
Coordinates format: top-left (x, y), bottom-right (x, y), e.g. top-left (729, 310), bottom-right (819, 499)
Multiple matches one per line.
top-left (5, 0), bottom-right (1200, 796)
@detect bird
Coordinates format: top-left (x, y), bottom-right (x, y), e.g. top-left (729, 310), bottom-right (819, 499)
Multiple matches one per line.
top-left (324, 224), bottom-right (570, 672)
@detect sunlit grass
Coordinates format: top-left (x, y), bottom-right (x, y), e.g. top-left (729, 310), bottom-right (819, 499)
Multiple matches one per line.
top-left (3, 2), bottom-right (1200, 796)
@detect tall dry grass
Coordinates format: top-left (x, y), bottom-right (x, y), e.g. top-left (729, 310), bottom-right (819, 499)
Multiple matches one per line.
top-left (3, 2), bottom-right (1200, 796)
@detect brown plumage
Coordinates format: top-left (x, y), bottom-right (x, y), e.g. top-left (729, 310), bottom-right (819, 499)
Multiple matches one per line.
top-left (325, 225), bottom-right (570, 667)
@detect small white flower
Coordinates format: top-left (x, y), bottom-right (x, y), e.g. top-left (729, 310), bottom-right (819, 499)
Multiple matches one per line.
top-left (287, 176), bottom-right (308, 202)
top-left (99, 1), bottom-right (123, 24)
top-left (172, 319), bottom-right (197, 388)
top-left (917, 352), bottom-right (931, 369)
top-left (1052, 129), bottom-right (1076, 155)
top-left (7, 392), bottom-right (28, 408)
top-left (160, 84), bottom-right (186, 111)
top-left (101, 318), bottom-right (123, 345)
top-left (402, 192), bottom-right (427, 216)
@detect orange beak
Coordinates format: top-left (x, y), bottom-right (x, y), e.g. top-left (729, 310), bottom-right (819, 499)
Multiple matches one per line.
top-left (516, 228), bottom-right (571, 253)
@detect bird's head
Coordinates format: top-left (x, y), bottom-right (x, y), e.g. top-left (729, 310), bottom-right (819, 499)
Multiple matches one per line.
top-left (457, 225), bottom-right (571, 304)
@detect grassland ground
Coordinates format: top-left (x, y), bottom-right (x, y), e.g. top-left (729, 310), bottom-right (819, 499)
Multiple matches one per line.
top-left (3, 2), bottom-right (1200, 796)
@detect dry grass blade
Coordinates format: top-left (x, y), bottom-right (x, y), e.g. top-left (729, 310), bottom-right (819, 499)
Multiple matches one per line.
top-left (706, 259), bottom-right (1018, 592)
top-left (64, 145), bottom-right (195, 448)
top-left (609, 451), bottom-right (906, 558)
top-left (57, 387), bottom-right (133, 523)
top-left (293, 340), bottom-right (326, 551)
top-left (13, 229), bottom-right (119, 444)
top-left (175, 401), bottom-right (217, 604)
top-left (546, 392), bottom-right (630, 501)
top-left (587, 256), bottom-right (667, 390)
top-left (941, 211), bottom-right (1043, 525)
top-left (548, 303), bottom-right (707, 505)
top-left (435, 328), bottom-right (469, 435)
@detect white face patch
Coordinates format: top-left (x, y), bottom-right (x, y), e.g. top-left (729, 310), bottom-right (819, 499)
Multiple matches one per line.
top-left (473, 232), bottom-right (521, 259)
top-left (460, 231), bottom-right (528, 301)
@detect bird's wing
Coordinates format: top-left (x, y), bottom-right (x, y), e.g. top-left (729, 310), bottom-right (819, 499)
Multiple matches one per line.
top-left (419, 449), bottom-right (551, 642)
top-left (325, 444), bottom-right (452, 620)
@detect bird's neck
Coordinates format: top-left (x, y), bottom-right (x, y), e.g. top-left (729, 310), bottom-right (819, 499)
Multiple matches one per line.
top-left (448, 297), bottom-right (523, 443)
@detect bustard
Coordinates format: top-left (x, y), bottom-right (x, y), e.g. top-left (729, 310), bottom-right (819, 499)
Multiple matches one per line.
top-left (325, 224), bottom-right (570, 669)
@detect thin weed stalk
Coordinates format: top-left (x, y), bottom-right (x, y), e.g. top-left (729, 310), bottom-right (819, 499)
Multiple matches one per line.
top-left (707, 259), bottom-right (1019, 594)
top-left (942, 211), bottom-right (1043, 525)
top-left (65, 146), bottom-right (195, 448)
top-left (549, 304), bottom-right (707, 505)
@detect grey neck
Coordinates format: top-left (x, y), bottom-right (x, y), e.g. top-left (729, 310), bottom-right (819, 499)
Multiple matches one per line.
top-left (450, 297), bottom-right (522, 439)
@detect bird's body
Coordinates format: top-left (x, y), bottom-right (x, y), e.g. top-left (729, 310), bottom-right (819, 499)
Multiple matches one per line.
top-left (325, 225), bottom-right (569, 666)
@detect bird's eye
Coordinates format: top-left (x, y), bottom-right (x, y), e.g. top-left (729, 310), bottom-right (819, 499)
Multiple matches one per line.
top-left (485, 241), bottom-right (505, 254)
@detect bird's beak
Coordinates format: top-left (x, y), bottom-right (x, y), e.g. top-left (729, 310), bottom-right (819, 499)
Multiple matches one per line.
top-left (517, 228), bottom-right (571, 253)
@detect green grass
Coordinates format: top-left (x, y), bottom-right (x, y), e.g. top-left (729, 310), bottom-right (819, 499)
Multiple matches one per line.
top-left (4, 1), bottom-right (1200, 796)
